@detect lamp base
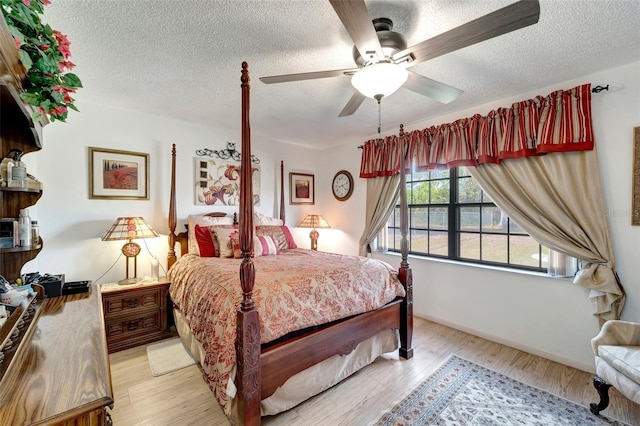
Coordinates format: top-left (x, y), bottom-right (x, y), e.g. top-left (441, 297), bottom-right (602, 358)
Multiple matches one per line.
top-left (118, 277), bottom-right (142, 286)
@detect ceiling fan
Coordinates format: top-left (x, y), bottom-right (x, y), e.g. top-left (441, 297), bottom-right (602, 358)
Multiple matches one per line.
top-left (259, 0), bottom-right (540, 117)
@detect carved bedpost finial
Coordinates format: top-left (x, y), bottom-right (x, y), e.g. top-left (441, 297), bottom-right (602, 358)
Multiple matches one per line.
top-left (241, 61), bottom-right (249, 85)
top-left (399, 123), bottom-right (404, 137)
top-left (171, 143), bottom-right (176, 156)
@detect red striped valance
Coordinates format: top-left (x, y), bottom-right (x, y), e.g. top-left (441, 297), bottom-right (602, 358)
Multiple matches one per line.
top-left (360, 83), bottom-right (594, 177)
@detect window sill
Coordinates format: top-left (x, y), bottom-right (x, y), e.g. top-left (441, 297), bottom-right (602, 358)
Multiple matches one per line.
top-left (372, 250), bottom-right (576, 281)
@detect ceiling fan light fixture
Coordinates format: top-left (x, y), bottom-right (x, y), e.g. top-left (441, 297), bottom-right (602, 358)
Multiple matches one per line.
top-left (351, 62), bottom-right (408, 99)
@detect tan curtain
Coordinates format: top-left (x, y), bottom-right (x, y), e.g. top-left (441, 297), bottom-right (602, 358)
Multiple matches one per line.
top-left (359, 135), bottom-right (404, 256)
top-left (358, 174), bottom-right (400, 256)
top-left (470, 149), bottom-right (625, 325)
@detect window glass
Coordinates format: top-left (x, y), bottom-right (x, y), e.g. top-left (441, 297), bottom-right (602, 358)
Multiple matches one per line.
top-left (387, 167), bottom-right (548, 272)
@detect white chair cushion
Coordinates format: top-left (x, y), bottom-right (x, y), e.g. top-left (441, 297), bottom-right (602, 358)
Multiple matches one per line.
top-left (597, 345), bottom-right (640, 384)
top-left (595, 356), bottom-right (640, 404)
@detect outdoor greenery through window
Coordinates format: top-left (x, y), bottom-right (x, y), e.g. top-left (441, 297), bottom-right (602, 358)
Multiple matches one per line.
top-left (387, 166), bottom-right (549, 272)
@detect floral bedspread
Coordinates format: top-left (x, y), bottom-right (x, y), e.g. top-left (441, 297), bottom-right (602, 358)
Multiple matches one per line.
top-left (168, 249), bottom-right (405, 410)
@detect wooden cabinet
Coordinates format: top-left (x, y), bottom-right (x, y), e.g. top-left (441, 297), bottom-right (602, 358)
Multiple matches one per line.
top-left (0, 18), bottom-right (112, 426)
top-left (0, 289), bottom-right (113, 425)
top-left (0, 16), bottom-right (46, 282)
top-left (101, 279), bottom-right (174, 353)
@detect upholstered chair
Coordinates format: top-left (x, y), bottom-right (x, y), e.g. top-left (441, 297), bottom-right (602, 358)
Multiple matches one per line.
top-left (590, 320), bottom-right (640, 414)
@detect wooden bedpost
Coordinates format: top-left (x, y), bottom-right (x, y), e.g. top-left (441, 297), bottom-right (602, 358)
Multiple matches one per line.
top-left (398, 124), bottom-right (414, 359)
top-left (235, 61), bottom-right (261, 426)
top-left (168, 143), bottom-right (178, 270)
top-left (280, 160), bottom-right (286, 225)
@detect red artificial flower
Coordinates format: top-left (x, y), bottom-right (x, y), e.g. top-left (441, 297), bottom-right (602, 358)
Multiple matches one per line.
top-left (53, 30), bottom-right (71, 59)
top-left (42, 0), bottom-right (51, 5)
top-left (54, 86), bottom-right (75, 103)
top-left (49, 105), bottom-right (68, 116)
top-left (40, 45), bottom-right (49, 51)
top-left (58, 60), bottom-right (75, 71)
top-left (22, 0), bottom-right (31, 6)
top-left (13, 36), bottom-right (20, 49)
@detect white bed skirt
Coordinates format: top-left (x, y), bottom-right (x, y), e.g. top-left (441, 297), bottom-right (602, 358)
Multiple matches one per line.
top-left (173, 307), bottom-right (399, 419)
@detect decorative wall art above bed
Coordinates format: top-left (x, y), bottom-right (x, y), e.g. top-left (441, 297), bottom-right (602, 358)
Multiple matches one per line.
top-left (194, 157), bottom-right (260, 206)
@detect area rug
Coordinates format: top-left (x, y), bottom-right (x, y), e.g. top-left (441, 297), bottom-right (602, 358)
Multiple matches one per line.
top-left (146, 338), bottom-right (198, 377)
top-left (374, 355), bottom-right (630, 426)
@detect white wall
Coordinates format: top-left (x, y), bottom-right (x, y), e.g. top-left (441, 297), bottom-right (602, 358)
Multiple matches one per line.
top-left (26, 101), bottom-right (318, 284)
top-left (318, 61), bottom-right (640, 373)
top-left (21, 60), bottom-right (639, 373)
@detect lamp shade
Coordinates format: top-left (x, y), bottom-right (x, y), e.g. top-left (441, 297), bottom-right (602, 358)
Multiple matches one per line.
top-left (101, 217), bottom-right (158, 241)
top-left (351, 62), bottom-right (408, 99)
top-left (297, 214), bottom-right (331, 229)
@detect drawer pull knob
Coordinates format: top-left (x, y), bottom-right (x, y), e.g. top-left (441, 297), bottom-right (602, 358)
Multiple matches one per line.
top-left (125, 320), bottom-right (139, 331)
top-left (126, 298), bottom-right (139, 308)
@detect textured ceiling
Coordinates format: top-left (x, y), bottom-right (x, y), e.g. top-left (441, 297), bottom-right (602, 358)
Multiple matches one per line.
top-left (43, 0), bottom-right (640, 149)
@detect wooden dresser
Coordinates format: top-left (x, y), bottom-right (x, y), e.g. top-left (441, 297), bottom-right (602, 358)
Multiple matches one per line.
top-left (101, 278), bottom-right (174, 353)
top-left (0, 287), bottom-right (113, 425)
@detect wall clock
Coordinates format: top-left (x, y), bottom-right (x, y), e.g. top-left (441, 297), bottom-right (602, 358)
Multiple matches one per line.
top-left (332, 170), bottom-right (354, 201)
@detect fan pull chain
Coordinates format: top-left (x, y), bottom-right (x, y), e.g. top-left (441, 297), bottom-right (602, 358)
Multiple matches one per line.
top-left (375, 94), bottom-right (383, 140)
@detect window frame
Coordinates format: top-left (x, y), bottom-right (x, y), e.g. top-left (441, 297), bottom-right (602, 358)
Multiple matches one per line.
top-left (387, 166), bottom-right (548, 273)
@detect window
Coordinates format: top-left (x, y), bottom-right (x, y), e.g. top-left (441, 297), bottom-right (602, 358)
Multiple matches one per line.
top-left (387, 166), bottom-right (549, 272)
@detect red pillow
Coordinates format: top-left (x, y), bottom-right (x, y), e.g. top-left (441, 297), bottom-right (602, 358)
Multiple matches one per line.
top-left (281, 225), bottom-right (297, 249)
top-left (194, 224), bottom-right (216, 257)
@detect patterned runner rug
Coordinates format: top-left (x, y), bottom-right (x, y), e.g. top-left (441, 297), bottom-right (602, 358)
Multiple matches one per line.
top-left (374, 355), bottom-right (629, 426)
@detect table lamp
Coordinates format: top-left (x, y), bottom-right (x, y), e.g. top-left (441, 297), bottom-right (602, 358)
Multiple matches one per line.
top-left (297, 214), bottom-right (330, 251)
top-left (102, 217), bottom-right (158, 285)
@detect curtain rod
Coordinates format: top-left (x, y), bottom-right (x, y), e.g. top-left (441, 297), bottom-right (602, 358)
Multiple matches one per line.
top-left (356, 84), bottom-right (610, 149)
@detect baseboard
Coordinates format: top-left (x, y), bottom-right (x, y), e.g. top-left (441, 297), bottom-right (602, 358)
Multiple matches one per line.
top-left (414, 311), bottom-right (595, 375)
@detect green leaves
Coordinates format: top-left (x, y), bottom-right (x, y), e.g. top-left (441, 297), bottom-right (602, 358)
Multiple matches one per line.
top-left (2, 0), bottom-right (82, 123)
top-left (63, 73), bottom-right (81, 88)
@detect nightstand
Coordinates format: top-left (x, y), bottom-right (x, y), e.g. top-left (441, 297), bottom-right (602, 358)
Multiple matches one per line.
top-left (100, 278), bottom-right (175, 353)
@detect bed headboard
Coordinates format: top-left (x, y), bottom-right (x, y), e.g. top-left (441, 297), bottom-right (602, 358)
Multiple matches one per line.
top-left (173, 212), bottom-right (238, 258)
top-left (167, 152), bottom-right (286, 268)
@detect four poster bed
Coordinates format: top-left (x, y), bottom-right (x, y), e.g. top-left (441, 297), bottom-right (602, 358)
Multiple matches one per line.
top-left (166, 62), bottom-right (413, 425)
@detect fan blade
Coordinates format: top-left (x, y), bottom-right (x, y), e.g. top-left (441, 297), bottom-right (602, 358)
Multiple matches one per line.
top-left (329, 0), bottom-right (384, 62)
top-left (393, 0), bottom-right (540, 66)
top-left (404, 71), bottom-right (463, 104)
top-left (338, 91), bottom-right (366, 117)
top-left (259, 68), bottom-right (357, 84)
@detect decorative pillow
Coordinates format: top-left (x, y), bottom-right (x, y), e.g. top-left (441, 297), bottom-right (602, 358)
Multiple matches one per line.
top-left (212, 226), bottom-right (242, 258)
top-left (194, 224), bottom-right (216, 257)
top-left (187, 214), bottom-right (234, 255)
top-left (254, 211), bottom-right (284, 226)
top-left (254, 234), bottom-right (280, 257)
top-left (255, 225), bottom-right (298, 250)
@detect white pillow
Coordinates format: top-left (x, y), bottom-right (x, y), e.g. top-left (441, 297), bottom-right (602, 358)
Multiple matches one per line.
top-left (254, 234), bottom-right (279, 257)
top-left (254, 211), bottom-right (284, 226)
top-left (187, 214), bottom-right (234, 255)
top-left (212, 226), bottom-right (241, 258)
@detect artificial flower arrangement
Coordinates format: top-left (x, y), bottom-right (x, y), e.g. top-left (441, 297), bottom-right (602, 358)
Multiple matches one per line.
top-left (1, 0), bottom-right (81, 122)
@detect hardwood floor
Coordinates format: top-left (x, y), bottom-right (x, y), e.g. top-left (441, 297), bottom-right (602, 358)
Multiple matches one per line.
top-left (108, 317), bottom-right (640, 425)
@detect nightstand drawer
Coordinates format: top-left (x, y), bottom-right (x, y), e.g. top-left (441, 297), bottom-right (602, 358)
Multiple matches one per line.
top-left (100, 279), bottom-right (175, 353)
top-left (103, 288), bottom-right (163, 317)
top-left (106, 310), bottom-right (162, 339)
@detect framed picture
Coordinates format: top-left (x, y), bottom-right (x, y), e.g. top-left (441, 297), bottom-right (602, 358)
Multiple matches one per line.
top-left (632, 126), bottom-right (640, 225)
top-left (290, 172), bottom-right (314, 205)
top-left (194, 157), bottom-right (261, 206)
top-left (89, 147), bottom-right (149, 200)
